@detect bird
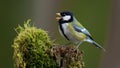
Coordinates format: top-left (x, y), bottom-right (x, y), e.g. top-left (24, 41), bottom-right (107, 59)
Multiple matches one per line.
top-left (56, 11), bottom-right (105, 51)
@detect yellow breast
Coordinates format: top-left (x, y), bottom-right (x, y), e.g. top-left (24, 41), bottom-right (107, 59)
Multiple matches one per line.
top-left (68, 23), bottom-right (87, 41)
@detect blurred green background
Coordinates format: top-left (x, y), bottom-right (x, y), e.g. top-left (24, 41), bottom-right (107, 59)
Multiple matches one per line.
top-left (0, 0), bottom-right (111, 68)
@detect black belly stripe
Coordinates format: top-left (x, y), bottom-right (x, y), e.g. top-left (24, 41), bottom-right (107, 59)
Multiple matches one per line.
top-left (59, 23), bottom-right (70, 40)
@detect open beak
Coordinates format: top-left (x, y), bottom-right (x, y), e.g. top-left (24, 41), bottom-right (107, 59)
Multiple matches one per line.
top-left (56, 13), bottom-right (61, 21)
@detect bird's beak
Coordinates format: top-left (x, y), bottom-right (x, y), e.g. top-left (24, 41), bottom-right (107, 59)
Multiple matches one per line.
top-left (56, 13), bottom-right (61, 21)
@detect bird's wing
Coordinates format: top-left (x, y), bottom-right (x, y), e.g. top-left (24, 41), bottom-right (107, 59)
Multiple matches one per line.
top-left (73, 24), bottom-right (94, 40)
top-left (73, 24), bottom-right (91, 36)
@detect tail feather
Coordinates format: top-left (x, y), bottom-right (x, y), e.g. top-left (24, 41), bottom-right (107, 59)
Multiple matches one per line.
top-left (86, 39), bottom-right (105, 51)
top-left (92, 41), bottom-right (106, 51)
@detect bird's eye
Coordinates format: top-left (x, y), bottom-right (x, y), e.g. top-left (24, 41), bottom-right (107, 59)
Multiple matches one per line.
top-left (63, 14), bottom-right (66, 16)
top-left (61, 13), bottom-right (66, 16)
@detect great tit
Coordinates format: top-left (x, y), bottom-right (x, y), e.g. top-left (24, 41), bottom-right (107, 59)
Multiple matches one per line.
top-left (56, 11), bottom-right (105, 51)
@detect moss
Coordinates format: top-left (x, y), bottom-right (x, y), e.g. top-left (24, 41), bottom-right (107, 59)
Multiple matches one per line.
top-left (12, 19), bottom-right (84, 68)
top-left (12, 19), bottom-right (57, 68)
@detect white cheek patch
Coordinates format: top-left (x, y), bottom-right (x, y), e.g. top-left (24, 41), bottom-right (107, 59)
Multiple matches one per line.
top-left (63, 15), bottom-right (71, 21)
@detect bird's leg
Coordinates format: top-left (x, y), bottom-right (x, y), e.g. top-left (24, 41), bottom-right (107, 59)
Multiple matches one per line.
top-left (74, 42), bottom-right (82, 50)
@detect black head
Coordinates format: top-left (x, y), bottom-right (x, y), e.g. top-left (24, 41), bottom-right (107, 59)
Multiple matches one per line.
top-left (56, 11), bottom-right (74, 23)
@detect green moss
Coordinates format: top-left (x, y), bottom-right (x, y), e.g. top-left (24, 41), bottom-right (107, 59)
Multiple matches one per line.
top-left (12, 19), bottom-right (57, 68)
top-left (12, 19), bottom-right (84, 68)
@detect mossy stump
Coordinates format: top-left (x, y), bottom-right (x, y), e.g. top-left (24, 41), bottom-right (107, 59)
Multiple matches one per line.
top-left (53, 45), bottom-right (84, 68)
top-left (12, 20), bottom-right (84, 68)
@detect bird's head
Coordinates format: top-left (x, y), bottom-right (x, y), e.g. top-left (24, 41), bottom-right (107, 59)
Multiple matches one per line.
top-left (56, 11), bottom-right (74, 23)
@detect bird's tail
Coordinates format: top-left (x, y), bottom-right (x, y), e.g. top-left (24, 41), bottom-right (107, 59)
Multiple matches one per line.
top-left (92, 41), bottom-right (106, 51)
top-left (86, 39), bottom-right (105, 51)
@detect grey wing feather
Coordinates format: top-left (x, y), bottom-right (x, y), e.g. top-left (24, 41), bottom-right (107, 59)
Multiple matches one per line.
top-left (73, 24), bottom-right (91, 36)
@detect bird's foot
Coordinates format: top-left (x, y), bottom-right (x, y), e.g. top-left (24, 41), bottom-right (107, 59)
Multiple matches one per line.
top-left (73, 42), bottom-right (81, 51)
top-left (73, 46), bottom-right (79, 51)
